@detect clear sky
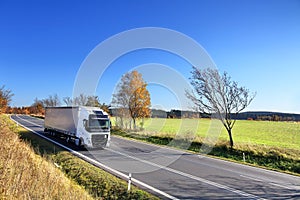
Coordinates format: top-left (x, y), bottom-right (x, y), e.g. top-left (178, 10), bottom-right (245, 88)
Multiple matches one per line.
top-left (1, 0), bottom-right (300, 113)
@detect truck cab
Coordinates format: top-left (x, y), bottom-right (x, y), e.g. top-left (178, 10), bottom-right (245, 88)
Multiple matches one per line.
top-left (79, 108), bottom-right (111, 148)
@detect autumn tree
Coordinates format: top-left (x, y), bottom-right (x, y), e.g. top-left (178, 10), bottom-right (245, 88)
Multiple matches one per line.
top-left (30, 98), bottom-right (45, 115)
top-left (112, 70), bottom-right (151, 129)
top-left (0, 85), bottom-right (14, 113)
top-left (186, 67), bottom-right (255, 148)
top-left (99, 103), bottom-right (110, 114)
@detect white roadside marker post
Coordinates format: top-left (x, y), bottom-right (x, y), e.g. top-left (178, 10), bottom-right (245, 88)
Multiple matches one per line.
top-left (243, 152), bottom-right (246, 162)
top-left (128, 173), bottom-right (132, 191)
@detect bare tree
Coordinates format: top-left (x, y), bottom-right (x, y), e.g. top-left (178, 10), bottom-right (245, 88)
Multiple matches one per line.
top-left (63, 97), bottom-right (73, 106)
top-left (73, 94), bottom-right (88, 106)
top-left (86, 95), bottom-right (100, 107)
top-left (186, 67), bottom-right (255, 148)
top-left (86, 96), bottom-right (111, 113)
top-left (43, 94), bottom-right (61, 107)
top-left (64, 95), bottom-right (99, 106)
top-left (112, 71), bottom-right (151, 129)
top-left (0, 85), bottom-right (14, 113)
top-left (64, 95), bottom-right (110, 113)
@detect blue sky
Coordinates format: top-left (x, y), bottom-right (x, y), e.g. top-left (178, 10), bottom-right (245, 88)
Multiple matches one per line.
top-left (1, 0), bottom-right (300, 113)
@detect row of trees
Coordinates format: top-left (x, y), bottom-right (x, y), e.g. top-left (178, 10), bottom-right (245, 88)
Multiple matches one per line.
top-left (1, 70), bottom-right (152, 131)
top-left (3, 94), bottom-right (110, 116)
top-left (32, 94), bottom-right (109, 109)
top-left (257, 115), bottom-right (294, 122)
top-left (2, 67), bottom-right (255, 148)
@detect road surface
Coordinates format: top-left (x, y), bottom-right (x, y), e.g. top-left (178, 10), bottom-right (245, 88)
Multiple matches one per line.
top-left (11, 115), bottom-right (300, 199)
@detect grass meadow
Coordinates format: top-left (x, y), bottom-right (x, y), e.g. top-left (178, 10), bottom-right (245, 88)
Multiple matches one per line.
top-left (113, 117), bottom-right (300, 151)
top-left (140, 118), bottom-right (300, 150)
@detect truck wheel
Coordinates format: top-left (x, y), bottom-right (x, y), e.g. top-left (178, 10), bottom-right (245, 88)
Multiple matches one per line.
top-left (66, 136), bottom-right (70, 143)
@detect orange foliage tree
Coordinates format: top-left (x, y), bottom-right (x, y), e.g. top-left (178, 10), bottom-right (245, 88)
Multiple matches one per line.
top-left (0, 85), bottom-right (13, 114)
top-left (112, 70), bottom-right (151, 129)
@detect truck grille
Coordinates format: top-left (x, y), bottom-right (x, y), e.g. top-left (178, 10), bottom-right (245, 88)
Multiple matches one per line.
top-left (91, 134), bottom-right (108, 147)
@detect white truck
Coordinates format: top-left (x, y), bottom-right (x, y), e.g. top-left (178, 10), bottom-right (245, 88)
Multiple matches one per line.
top-left (44, 106), bottom-right (110, 148)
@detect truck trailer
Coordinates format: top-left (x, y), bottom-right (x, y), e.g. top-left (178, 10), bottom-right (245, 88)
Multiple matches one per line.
top-left (44, 106), bottom-right (110, 148)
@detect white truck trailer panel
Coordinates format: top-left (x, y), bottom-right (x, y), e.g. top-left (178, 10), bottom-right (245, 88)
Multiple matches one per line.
top-left (44, 107), bottom-right (79, 136)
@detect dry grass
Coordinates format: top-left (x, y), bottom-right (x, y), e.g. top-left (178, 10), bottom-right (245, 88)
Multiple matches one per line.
top-left (0, 115), bottom-right (94, 200)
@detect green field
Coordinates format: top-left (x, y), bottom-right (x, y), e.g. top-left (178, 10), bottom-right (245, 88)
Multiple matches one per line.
top-left (113, 118), bottom-right (300, 151)
top-left (112, 117), bottom-right (300, 174)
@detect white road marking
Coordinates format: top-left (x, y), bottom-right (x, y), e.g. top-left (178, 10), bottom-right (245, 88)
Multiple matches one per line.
top-left (269, 183), bottom-right (294, 190)
top-left (240, 175), bottom-right (295, 190)
top-left (240, 175), bottom-right (264, 182)
top-left (107, 148), bottom-right (265, 199)
top-left (11, 115), bottom-right (179, 200)
top-left (17, 115), bottom-right (44, 127)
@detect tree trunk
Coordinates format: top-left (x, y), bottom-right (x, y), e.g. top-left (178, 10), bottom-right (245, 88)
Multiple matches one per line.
top-left (227, 128), bottom-right (234, 148)
top-left (133, 118), bottom-right (136, 130)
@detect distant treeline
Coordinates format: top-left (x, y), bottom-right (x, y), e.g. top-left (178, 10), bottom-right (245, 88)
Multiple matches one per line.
top-left (7, 105), bottom-right (300, 122)
top-left (233, 111), bottom-right (300, 121)
top-left (153, 110), bottom-right (300, 121)
top-left (111, 108), bottom-right (300, 121)
top-left (152, 109), bottom-right (207, 118)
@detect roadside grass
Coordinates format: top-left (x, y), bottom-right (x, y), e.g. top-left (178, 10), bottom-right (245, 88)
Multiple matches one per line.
top-left (5, 115), bottom-right (158, 200)
top-left (111, 118), bottom-right (300, 175)
top-left (55, 152), bottom-right (157, 200)
top-left (0, 115), bottom-right (93, 200)
top-left (138, 118), bottom-right (300, 150)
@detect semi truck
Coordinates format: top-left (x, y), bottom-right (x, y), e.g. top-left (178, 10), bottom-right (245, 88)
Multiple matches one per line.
top-left (44, 106), bottom-right (110, 148)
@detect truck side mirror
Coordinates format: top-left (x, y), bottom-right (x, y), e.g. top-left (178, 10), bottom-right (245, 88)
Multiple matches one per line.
top-left (83, 119), bottom-right (87, 128)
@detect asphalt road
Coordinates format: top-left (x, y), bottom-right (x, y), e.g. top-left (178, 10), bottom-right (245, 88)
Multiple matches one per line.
top-left (11, 115), bottom-right (300, 199)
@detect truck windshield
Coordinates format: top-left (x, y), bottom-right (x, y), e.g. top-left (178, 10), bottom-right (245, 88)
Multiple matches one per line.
top-left (87, 114), bottom-right (109, 132)
top-left (89, 119), bottom-right (109, 129)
